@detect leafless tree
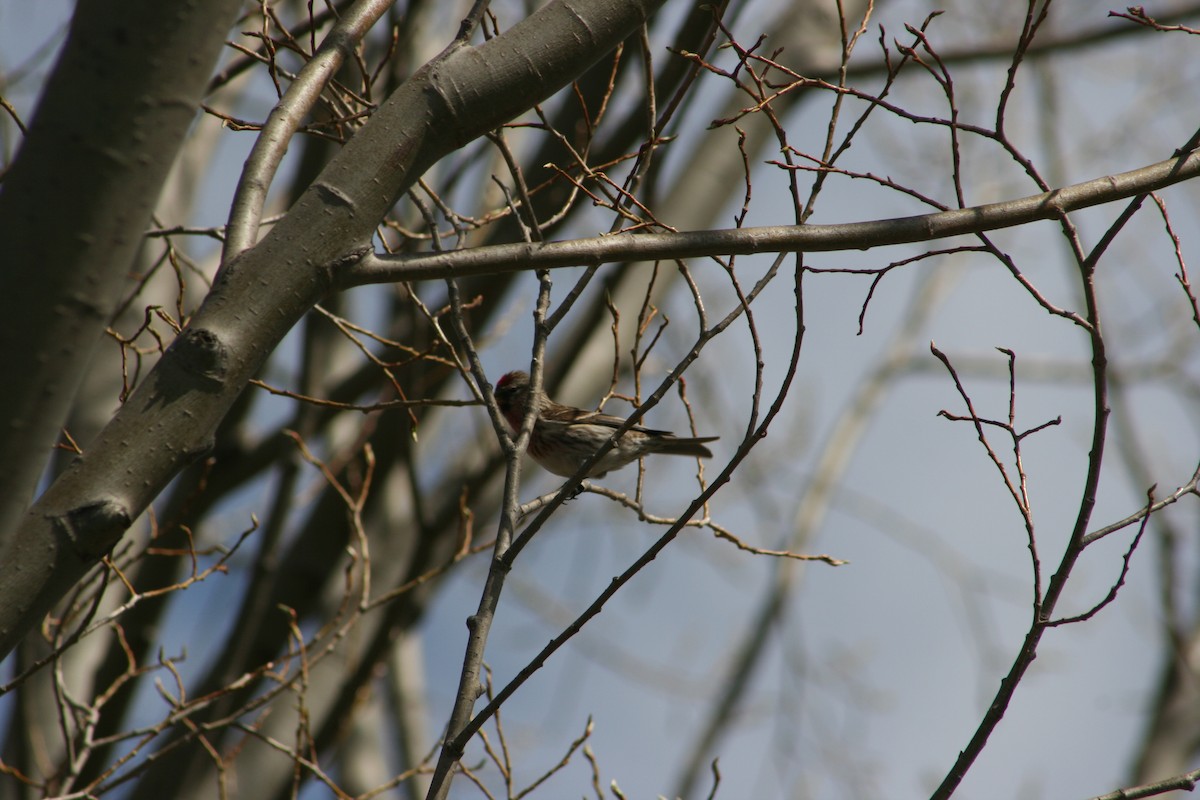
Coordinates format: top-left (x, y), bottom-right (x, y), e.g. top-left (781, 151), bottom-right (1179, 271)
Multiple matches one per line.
top-left (1, 0), bottom-right (1199, 798)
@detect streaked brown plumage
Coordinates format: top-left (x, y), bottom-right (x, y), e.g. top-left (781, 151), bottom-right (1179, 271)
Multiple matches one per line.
top-left (492, 370), bottom-right (717, 478)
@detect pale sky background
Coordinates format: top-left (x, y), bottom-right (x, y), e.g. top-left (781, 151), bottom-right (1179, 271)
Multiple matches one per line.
top-left (2, 1), bottom-right (1200, 799)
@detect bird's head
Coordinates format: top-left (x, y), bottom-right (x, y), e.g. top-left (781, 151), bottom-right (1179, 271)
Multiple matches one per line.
top-left (493, 370), bottom-right (530, 418)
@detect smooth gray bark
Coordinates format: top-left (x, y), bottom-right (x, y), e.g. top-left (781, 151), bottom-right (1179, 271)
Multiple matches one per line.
top-left (0, 0), bottom-right (245, 544)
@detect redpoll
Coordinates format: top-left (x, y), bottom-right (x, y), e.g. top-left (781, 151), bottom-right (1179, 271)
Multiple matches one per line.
top-left (492, 370), bottom-right (718, 478)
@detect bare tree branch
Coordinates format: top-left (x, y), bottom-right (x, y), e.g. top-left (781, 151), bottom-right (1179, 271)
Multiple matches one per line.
top-left (0, 0), bottom-right (669, 662)
top-left (0, 0), bottom-right (246, 547)
top-left (344, 146), bottom-right (1200, 285)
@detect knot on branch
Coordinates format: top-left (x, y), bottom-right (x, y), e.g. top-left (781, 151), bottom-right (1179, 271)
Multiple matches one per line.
top-left (168, 327), bottom-right (229, 390)
top-left (326, 244), bottom-right (373, 274)
top-left (53, 497), bottom-right (131, 561)
top-left (313, 181), bottom-right (357, 211)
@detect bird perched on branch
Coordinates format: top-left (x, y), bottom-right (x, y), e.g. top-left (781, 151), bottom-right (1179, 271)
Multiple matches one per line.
top-left (492, 370), bottom-right (718, 478)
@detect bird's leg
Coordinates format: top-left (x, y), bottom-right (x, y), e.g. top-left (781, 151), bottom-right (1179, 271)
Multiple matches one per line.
top-left (561, 479), bottom-right (595, 502)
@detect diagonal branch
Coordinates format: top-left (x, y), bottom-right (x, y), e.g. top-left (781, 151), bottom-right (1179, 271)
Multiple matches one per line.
top-left (221, 0), bottom-right (401, 260)
top-left (0, 0), bottom-right (669, 663)
top-left (0, 0), bottom-right (246, 548)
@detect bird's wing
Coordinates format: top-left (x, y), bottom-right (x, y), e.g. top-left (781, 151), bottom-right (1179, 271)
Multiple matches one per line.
top-left (566, 409), bottom-right (673, 437)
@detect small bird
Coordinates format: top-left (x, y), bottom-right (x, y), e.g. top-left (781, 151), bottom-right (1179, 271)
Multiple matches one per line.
top-left (492, 370), bottom-right (718, 478)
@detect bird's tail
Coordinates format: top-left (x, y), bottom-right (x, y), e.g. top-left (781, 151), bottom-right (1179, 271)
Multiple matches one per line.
top-left (653, 436), bottom-right (718, 458)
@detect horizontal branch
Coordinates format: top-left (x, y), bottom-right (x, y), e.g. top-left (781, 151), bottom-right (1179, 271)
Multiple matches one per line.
top-left (340, 149), bottom-right (1200, 286)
